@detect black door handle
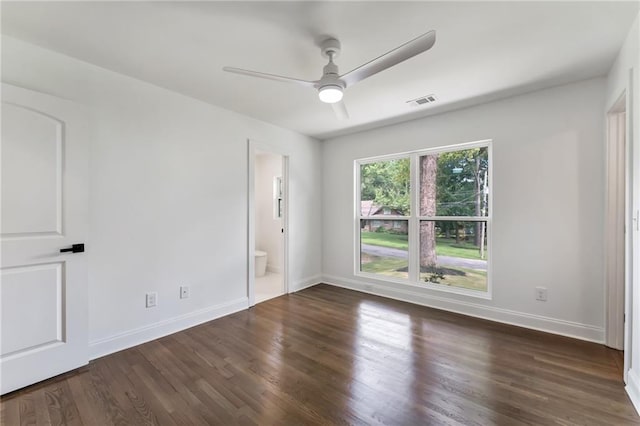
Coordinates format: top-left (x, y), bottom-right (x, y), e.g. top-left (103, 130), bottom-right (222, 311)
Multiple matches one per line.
top-left (60, 243), bottom-right (85, 253)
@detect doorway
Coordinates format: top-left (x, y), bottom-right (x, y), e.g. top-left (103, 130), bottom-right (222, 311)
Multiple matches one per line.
top-left (605, 92), bottom-right (627, 379)
top-left (248, 140), bottom-right (288, 306)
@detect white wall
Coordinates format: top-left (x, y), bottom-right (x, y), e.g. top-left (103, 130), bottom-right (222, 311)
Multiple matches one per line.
top-left (605, 12), bottom-right (640, 413)
top-left (255, 152), bottom-right (283, 273)
top-left (1, 36), bottom-right (323, 358)
top-left (1, 27), bottom-right (627, 364)
top-left (322, 78), bottom-right (607, 342)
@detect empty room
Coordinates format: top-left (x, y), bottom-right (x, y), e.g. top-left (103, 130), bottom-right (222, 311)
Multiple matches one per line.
top-left (1, 1), bottom-right (640, 424)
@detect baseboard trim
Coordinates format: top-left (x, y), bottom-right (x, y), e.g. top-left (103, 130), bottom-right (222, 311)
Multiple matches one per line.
top-left (322, 274), bottom-right (605, 344)
top-left (627, 369), bottom-right (640, 415)
top-left (89, 297), bottom-right (248, 360)
top-left (290, 274), bottom-right (322, 292)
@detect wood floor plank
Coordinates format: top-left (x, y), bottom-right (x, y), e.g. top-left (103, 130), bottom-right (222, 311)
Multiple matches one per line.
top-left (65, 373), bottom-right (99, 425)
top-left (1, 284), bottom-right (637, 425)
top-left (42, 381), bottom-right (83, 426)
top-left (85, 366), bottom-right (131, 426)
top-left (0, 394), bottom-right (21, 426)
top-left (33, 391), bottom-right (50, 426)
top-left (107, 350), bottom-right (179, 426)
top-left (17, 395), bottom-right (37, 426)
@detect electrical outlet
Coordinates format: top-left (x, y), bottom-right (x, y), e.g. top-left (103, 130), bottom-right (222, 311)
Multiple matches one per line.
top-left (535, 287), bottom-right (547, 301)
top-left (180, 285), bottom-right (190, 299)
top-left (146, 292), bottom-right (157, 308)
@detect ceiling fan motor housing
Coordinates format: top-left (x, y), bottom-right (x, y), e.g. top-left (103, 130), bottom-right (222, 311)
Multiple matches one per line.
top-left (319, 62), bottom-right (343, 86)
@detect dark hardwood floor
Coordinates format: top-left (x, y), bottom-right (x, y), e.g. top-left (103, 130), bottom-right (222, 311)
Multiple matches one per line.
top-left (1, 284), bottom-right (637, 425)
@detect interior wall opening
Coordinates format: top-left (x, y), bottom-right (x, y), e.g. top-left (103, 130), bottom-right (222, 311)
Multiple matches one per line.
top-left (254, 149), bottom-right (285, 304)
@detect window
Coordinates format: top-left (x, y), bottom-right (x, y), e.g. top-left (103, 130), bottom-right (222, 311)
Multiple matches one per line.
top-left (356, 142), bottom-right (491, 297)
top-left (359, 157), bottom-right (410, 279)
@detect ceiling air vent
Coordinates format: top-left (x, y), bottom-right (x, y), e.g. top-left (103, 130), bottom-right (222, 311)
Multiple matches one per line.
top-left (407, 94), bottom-right (437, 107)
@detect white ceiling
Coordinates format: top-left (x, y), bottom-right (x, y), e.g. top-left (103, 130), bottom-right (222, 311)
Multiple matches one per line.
top-left (2, 1), bottom-right (638, 139)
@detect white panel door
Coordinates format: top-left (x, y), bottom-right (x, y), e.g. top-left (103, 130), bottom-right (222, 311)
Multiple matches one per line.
top-left (1, 83), bottom-right (88, 394)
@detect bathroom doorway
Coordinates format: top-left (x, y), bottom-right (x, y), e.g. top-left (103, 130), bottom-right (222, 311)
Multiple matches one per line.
top-left (248, 140), bottom-right (288, 306)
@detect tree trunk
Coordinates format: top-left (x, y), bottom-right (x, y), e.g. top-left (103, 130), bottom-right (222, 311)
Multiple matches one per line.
top-left (420, 155), bottom-right (438, 267)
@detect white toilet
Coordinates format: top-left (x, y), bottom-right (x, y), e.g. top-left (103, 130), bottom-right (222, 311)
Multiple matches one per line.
top-left (255, 250), bottom-right (268, 277)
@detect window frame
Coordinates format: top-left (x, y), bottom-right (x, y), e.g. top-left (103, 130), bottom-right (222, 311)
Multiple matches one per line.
top-left (354, 140), bottom-right (492, 299)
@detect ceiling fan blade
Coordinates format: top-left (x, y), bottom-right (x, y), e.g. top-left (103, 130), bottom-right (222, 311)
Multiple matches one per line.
top-left (223, 66), bottom-right (316, 87)
top-left (340, 30), bottom-right (436, 87)
top-left (331, 100), bottom-right (349, 120)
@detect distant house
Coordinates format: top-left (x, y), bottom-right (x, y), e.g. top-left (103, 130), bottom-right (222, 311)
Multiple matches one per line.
top-left (360, 200), bottom-right (408, 233)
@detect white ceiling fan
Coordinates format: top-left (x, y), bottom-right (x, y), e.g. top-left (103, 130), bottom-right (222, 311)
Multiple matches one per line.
top-left (223, 30), bottom-right (436, 120)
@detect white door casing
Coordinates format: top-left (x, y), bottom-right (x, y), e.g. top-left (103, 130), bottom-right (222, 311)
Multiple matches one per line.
top-left (627, 69), bottom-right (638, 386)
top-left (606, 99), bottom-right (626, 351)
top-left (1, 83), bottom-right (89, 394)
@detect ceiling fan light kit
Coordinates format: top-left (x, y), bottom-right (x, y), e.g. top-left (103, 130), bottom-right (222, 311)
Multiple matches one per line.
top-left (318, 85), bottom-right (343, 103)
top-left (223, 30), bottom-right (436, 119)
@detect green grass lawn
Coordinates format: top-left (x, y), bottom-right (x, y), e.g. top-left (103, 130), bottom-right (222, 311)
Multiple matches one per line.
top-left (360, 254), bottom-right (409, 279)
top-left (361, 253), bottom-right (487, 291)
top-left (437, 240), bottom-right (486, 260)
top-left (361, 232), bottom-right (409, 250)
top-left (361, 231), bottom-right (487, 260)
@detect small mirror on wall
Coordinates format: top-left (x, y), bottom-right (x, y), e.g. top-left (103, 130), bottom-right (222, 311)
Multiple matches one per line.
top-left (273, 176), bottom-right (283, 219)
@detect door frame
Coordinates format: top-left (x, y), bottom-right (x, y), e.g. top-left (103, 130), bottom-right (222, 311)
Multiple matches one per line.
top-left (247, 139), bottom-right (289, 307)
top-left (606, 93), bottom-right (627, 354)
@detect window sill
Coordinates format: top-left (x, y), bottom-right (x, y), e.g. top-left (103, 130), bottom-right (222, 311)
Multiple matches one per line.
top-left (354, 271), bottom-right (493, 300)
